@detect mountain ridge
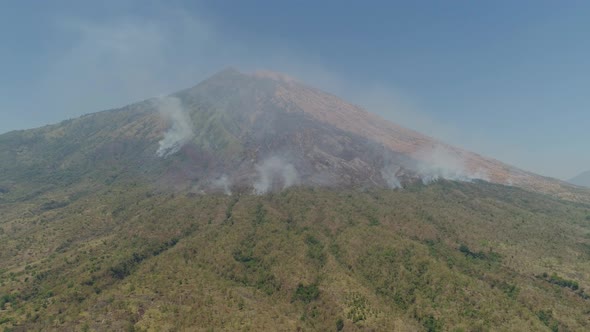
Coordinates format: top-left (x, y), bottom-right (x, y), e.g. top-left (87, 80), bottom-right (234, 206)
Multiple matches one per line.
top-left (0, 67), bottom-right (587, 203)
top-left (174, 68), bottom-right (587, 199)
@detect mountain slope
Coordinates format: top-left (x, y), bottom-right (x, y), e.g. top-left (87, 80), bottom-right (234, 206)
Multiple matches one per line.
top-left (0, 181), bottom-right (590, 331)
top-left (1, 68), bottom-right (587, 201)
top-left (1, 182), bottom-right (590, 331)
top-left (249, 70), bottom-right (590, 201)
top-left (1, 68), bottom-right (590, 331)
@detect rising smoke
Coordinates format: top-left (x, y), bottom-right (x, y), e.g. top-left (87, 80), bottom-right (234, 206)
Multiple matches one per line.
top-left (414, 145), bottom-right (489, 184)
top-left (211, 175), bottom-right (232, 195)
top-left (155, 97), bottom-right (194, 158)
top-left (253, 157), bottom-right (299, 194)
top-left (381, 164), bottom-right (402, 189)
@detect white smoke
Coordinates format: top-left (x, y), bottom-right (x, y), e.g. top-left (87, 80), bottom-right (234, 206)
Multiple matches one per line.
top-left (211, 175), bottom-right (232, 195)
top-left (505, 177), bottom-right (514, 186)
top-left (381, 164), bottom-right (402, 189)
top-left (415, 145), bottom-right (488, 184)
top-left (253, 157), bottom-right (299, 194)
top-left (155, 97), bottom-right (194, 157)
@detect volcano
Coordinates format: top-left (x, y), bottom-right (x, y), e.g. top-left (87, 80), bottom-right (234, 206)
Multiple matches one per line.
top-left (2, 68), bottom-right (590, 331)
top-left (2, 68), bottom-right (586, 201)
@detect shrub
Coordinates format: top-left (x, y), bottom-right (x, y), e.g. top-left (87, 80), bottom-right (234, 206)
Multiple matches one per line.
top-left (254, 203), bottom-right (266, 224)
top-left (368, 215), bottom-right (380, 226)
top-left (40, 200), bottom-right (68, 211)
top-left (0, 293), bottom-right (16, 310)
top-left (422, 314), bottom-right (443, 332)
top-left (293, 283), bottom-right (320, 303)
top-left (458, 244), bottom-right (500, 261)
top-left (305, 235), bottom-right (326, 267)
top-left (110, 238), bottom-right (179, 279)
top-left (537, 310), bottom-right (552, 327)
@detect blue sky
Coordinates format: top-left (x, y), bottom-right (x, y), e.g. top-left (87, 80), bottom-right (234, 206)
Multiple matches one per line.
top-left (0, 0), bottom-right (588, 179)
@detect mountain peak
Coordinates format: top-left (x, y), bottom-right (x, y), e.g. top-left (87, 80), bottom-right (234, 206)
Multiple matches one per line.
top-left (158, 68), bottom-right (588, 199)
top-left (198, 66), bottom-right (246, 84)
top-left (214, 66), bottom-right (242, 76)
top-left (251, 70), bottom-right (299, 84)
top-left (200, 67), bottom-right (300, 88)
top-left (1, 67), bottom-right (588, 202)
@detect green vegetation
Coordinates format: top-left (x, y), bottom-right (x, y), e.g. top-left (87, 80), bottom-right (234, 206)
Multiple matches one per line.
top-left (292, 283), bottom-right (320, 303)
top-left (0, 294), bottom-right (17, 310)
top-left (540, 272), bottom-right (582, 292)
top-left (110, 238), bottom-right (179, 280)
top-left (305, 235), bottom-right (327, 267)
top-left (345, 292), bottom-right (373, 323)
top-left (537, 310), bottom-right (560, 332)
top-left (421, 314), bottom-right (443, 332)
top-left (1, 180), bottom-right (590, 331)
top-left (458, 244), bottom-right (501, 262)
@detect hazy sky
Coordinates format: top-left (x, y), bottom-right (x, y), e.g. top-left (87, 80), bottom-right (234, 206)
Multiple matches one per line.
top-left (1, 0), bottom-right (589, 180)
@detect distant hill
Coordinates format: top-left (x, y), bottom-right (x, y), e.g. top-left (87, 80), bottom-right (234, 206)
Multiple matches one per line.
top-left (1, 68), bottom-right (590, 331)
top-left (569, 170), bottom-right (590, 187)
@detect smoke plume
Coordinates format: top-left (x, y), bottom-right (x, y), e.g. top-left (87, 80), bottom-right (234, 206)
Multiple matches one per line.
top-left (155, 97), bottom-right (194, 157)
top-left (381, 164), bottom-right (402, 189)
top-left (415, 145), bottom-right (488, 184)
top-left (253, 157), bottom-right (299, 194)
top-left (211, 175), bottom-right (232, 195)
